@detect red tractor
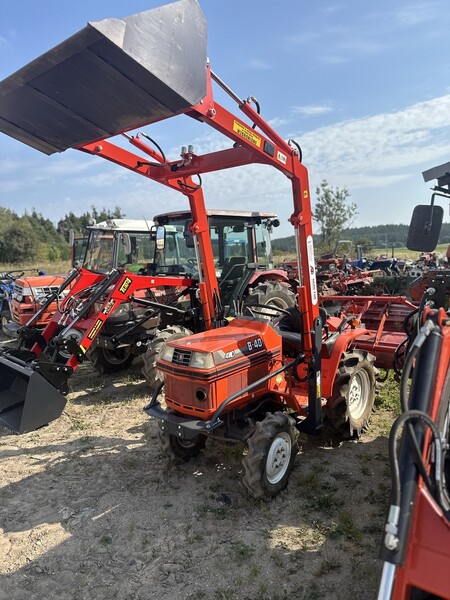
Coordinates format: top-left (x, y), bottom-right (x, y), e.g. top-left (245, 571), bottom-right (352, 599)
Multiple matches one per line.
top-left (0, 0), bottom-right (300, 434)
top-left (378, 163), bottom-right (450, 599)
top-left (0, 0), bottom-right (381, 484)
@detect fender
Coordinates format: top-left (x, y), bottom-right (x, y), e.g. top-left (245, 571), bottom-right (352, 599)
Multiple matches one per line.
top-left (320, 327), bottom-right (371, 398)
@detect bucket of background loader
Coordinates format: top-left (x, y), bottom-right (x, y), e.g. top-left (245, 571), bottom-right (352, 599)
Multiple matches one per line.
top-left (0, 0), bottom-right (207, 154)
top-left (0, 355), bottom-right (67, 434)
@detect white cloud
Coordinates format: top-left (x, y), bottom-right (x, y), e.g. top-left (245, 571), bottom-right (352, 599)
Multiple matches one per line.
top-left (3, 93), bottom-right (450, 235)
top-left (244, 58), bottom-right (271, 70)
top-left (268, 117), bottom-right (289, 128)
top-left (395, 3), bottom-right (439, 26)
top-left (292, 104), bottom-right (333, 117)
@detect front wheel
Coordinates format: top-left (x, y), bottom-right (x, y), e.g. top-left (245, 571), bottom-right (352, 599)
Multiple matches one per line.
top-left (1, 310), bottom-right (13, 337)
top-left (325, 350), bottom-right (377, 438)
top-left (158, 426), bottom-right (206, 461)
top-left (242, 411), bottom-right (299, 500)
top-left (142, 326), bottom-right (192, 389)
top-left (88, 346), bottom-right (135, 374)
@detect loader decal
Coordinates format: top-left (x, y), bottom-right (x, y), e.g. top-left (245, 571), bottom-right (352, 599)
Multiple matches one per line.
top-left (119, 276), bottom-right (133, 295)
top-left (277, 151), bottom-right (287, 165)
top-left (101, 299), bottom-right (115, 315)
top-left (87, 318), bottom-right (103, 340)
top-left (233, 120), bottom-right (261, 148)
top-left (306, 235), bottom-right (318, 305)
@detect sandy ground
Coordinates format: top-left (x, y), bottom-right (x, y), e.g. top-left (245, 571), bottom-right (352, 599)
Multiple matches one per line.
top-left (0, 354), bottom-right (394, 600)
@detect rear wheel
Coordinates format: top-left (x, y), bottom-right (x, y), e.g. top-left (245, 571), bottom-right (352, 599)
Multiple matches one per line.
top-left (142, 326), bottom-right (192, 389)
top-left (326, 350), bottom-right (376, 438)
top-left (88, 346), bottom-right (135, 374)
top-left (243, 281), bottom-right (295, 320)
top-left (242, 411), bottom-right (299, 500)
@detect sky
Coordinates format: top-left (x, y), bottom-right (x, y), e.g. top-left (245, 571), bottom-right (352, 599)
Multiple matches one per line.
top-left (1, 0), bottom-right (450, 238)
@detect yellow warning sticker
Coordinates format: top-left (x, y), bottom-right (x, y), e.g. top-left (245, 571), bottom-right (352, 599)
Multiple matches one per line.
top-left (233, 120), bottom-right (261, 148)
top-left (87, 318), bottom-right (103, 340)
top-left (119, 276), bottom-right (133, 295)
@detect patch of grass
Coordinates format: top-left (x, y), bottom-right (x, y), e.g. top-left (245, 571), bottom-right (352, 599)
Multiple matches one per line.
top-left (197, 504), bottom-right (230, 520)
top-left (186, 592), bottom-right (207, 600)
top-left (332, 511), bottom-right (363, 543)
top-left (249, 563), bottom-right (260, 579)
top-left (302, 582), bottom-right (321, 600)
top-left (231, 541), bottom-right (255, 562)
top-left (375, 373), bottom-right (401, 414)
top-left (315, 558), bottom-right (342, 576)
top-left (361, 464), bottom-right (373, 476)
top-left (300, 469), bottom-right (321, 492)
top-left (70, 415), bottom-right (89, 431)
top-left (311, 493), bottom-right (343, 515)
top-left (99, 534), bottom-right (113, 546)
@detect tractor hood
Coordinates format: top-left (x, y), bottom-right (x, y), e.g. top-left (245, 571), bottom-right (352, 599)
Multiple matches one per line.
top-left (0, 0), bottom-right (207, 154)
top-left (167, 319), bottom-right (281, 357)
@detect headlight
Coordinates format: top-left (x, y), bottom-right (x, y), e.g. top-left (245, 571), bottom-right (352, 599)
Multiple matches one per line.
top-left (160, 345), bottom-right (175, 362)
top-left (190, 351), bottom-right (214, 370)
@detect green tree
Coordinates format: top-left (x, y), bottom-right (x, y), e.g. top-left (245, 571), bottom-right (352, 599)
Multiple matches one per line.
top-left (0, 220), bottom-right (39, 263)
top-left (313, 180), bottom-right (357, 252)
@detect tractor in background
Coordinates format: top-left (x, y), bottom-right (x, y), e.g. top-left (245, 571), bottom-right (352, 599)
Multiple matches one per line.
top-left (141, 208), bottom-right (295, 387)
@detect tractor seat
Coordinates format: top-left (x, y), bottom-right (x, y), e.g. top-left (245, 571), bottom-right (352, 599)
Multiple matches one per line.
top-left (220, 256), bottom-right (246, 282)
top-left (276, 306), bottom-right (304, 356)
top-left (276, 306), bottom-right (328, 357)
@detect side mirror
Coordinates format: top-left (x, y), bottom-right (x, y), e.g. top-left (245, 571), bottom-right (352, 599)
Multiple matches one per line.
top-left (156, 226), bottom-right (166, 250)
top-left (407, 204), bottom-right (444, 251)
top-left (121, 232), bottom-right (132, 256)
top-left (184, 221), bottom-right (195, 248)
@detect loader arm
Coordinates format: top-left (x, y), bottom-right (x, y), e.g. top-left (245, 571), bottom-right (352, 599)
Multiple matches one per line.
top-left (0, 0), bottom-right (321, 433)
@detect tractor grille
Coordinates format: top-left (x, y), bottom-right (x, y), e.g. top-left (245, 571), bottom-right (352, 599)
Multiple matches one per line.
top-left (172, 348), bottom-right (192, 366)
top-left (13, 284), bottom-right (59, 300)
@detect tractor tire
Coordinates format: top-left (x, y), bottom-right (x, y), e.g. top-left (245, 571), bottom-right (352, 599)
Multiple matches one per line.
top-left (243, 281), bottom-right (295, 319)
top-left (325, 350), bottom-right (377, 439)
top-left (242, 411), bottom-right (299, 500)
top-left (142, 326), bottom-right (192, 389)
top-left (158, 420), bottom-right (206, 461)
top-left (1, 310), bottom-right (12, 337)
top-left (88, 347), bottom-right (135, 374)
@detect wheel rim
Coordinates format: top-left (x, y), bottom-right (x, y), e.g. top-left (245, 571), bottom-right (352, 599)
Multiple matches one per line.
top-left (348, 369), bottom-right (370, 421)
top-left (58, 329), bottom-right (84, 360)
top-left (176, 437), bottom-right (198, 449)
top-left (265, 432), bottom-right (292, 485)
top-left (103, 348), bottom-right (131, 365)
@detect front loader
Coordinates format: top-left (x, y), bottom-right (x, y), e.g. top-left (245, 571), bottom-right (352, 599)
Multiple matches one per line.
top-left (378, 163), bottom-right (450, 599)
top-left (0, 0), bottom-right (298, 434)
top-left (0, 0), bottom-right (377, 482)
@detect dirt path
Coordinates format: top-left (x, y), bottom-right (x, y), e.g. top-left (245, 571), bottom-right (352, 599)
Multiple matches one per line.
top-left (0, 357), bottom-right (393, 600)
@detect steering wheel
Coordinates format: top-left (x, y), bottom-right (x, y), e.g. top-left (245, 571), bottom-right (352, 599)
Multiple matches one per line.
top-left (244, 303), bottom-right (292, 318)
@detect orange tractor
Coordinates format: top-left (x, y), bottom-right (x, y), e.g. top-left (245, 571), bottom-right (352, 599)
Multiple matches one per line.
top-left (0, 0), bottom-right (301, 434)
top-left (0, 0), bottom-right (379, 480)
top-left (378, 163), bottom-right (450, 599)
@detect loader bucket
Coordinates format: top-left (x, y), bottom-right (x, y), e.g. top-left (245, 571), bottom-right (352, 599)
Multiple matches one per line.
top-left (0, 355), bottom-right (67, 434)
top-left (0, 0), bottom-right (207, 154)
